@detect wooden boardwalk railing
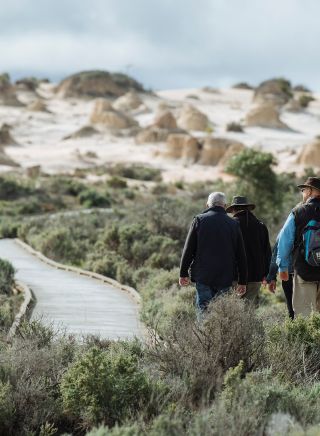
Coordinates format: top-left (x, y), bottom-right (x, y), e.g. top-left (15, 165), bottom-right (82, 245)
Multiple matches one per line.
top-left (0, 239), bottom-right (143, 340)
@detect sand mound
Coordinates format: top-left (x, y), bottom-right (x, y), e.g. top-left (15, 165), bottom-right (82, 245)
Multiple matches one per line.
top-left (90, 98), bottom-right (138, 129)
top-left (56, 70), bottom-right (144, 99)
top-left (166, 133), bottom-right (200, 162)
top-left (27, 99), bottom-right (50, 112)
top-left (64, 125), bottom-right (99, 140)
top-left (297, 139), bottom-right (320, 167)
top-left (177, 104), bottom-right (210, 131)
top-left (0, 147), bottom-right (19, 167)
top-left (113, 91), bottom-right (143, 111)
top-left (0, 124), bottom-right (18, 146)
top-left (219, 142), bottom-right (246, 166)
top-left (0, 73), bottom-right (24, 107)
top-left (253, 78), bottom-right (292, 106)
top-left (135, 127), bottom-right (169, 144)
top-left (154, 111), bottom-right (177, 129)
top-left (245, 104), bottom-right (289, 129)
top-left (199, 137), bottom-right (243, 166)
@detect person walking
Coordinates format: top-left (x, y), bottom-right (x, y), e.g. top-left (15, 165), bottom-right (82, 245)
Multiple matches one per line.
top-left (277, 177), bottom-right (320, 316)
top-left (226, 196), bottom-right (271, 305)
top-left (179, 192), bottom-right (248, 314)
top-left (267, 238), bottom-right (294, 319)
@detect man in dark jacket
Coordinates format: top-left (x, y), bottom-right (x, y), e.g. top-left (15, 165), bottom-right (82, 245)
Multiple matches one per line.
top-left (179, 192), bottom-right (248, 313)
top-left (226, 196), bottom-right (271, 305)
top-left (277, 177), bottom-right (320, 316)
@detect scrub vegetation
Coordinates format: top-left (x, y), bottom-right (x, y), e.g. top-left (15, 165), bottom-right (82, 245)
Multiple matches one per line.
top-left (0, 155), bottom-right (320, 434)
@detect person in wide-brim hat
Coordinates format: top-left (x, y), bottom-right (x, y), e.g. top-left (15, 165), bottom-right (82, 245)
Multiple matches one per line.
top-left (227, 195), bottom-right (271, 306)
top-left (277, 175), bottom-right (320, 317)
top-left (226, 196), bottom-right (256, 213)
top-left (297, 176), bottom-right (320, 192)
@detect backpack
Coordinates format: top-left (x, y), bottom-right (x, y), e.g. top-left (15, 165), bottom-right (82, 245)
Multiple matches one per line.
top-left (302, 219), bottom-right (320, 267)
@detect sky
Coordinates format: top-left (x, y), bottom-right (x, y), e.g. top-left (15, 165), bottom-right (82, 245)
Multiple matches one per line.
top-left (1, 0), bottom-right (319, 90)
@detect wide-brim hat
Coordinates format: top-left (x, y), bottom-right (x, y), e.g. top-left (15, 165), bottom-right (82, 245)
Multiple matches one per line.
top-left (226, 196), bottom-right (256, 213)
top-left (297, 177), bottom-right (320, 191)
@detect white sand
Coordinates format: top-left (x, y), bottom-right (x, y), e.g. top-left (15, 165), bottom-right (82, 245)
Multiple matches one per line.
top-left (1, 83), bottom-right (319, 181)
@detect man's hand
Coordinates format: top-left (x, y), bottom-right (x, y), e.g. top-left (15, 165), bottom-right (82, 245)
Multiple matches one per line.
top-left (268, 280), bottom-right (276, 293)
top-left (179, 277), bottom-right (190, 287)
top-left (236, 285), bottom-right (247, 296)
top-left (279, 271), bottom-right (289, 282)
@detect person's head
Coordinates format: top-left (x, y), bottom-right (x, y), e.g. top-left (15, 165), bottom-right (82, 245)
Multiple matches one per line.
top-left (297, 177), bottom-right (320, 203)
top-left (225, 196), bottom-right (256, 214)
top-left (207, 192), bottom-right (227, 209)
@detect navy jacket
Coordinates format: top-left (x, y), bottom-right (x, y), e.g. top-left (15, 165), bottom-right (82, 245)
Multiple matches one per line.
top-left (180, 206), bottom-right (248, 288)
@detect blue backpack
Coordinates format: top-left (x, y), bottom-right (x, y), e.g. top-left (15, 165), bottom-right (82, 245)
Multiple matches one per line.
top-left (302, 220), bottom-right (320, 267)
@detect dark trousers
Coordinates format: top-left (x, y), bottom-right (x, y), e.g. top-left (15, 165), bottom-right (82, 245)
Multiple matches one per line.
top-left (195, 282), bottom-right (231, 313)
top-left (282, 274), bottom-right (294, 319)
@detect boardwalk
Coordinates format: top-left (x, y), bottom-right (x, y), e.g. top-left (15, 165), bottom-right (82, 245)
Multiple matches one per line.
top-left (0, 239), bottom-right (142, 340)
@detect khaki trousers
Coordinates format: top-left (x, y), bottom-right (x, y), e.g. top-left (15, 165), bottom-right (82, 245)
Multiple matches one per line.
top-left (245, 282), bottom-right (261, 306)
top-left (233, 281), bottom-right (261, 305)
top-left (293, 274), bottom-right (320, 316)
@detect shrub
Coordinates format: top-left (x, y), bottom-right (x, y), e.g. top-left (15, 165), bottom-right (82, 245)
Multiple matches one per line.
top-left (44, 176), bottom-right (86, 196)
top-left (211, 366), bottom-right (320, 435)
top-left (0, 381), bottom-right (15, 435)
top-left (107, 177), bottom-right (127, 189)
top-left (79, 189), bottom-right (112, 208)
top-left (61, 344), bottom-right (156, 429)
top-left (0, 176), bottom-right (30, 200)
top-left (110, 164), bottom-right (162, 182)
top-left (226, 122), bottom-right (244, 132)
top-left (148, 293), bottom-right (265, 405)
top-left (0, 258), bottom-right (15, 294)
top-left (0, 324), bottom-right (78, 435)
top-left (267, 314), bottom-right (320, 384)
top-left (299, 94), bottom-right (315, 108)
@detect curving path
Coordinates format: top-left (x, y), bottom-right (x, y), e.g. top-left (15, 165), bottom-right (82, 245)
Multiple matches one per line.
top-left (0, 239), bottom-right (143, 340)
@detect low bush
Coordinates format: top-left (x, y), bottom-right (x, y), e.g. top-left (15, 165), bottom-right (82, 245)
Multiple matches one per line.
top-left (107, 176), bottom-right (128, 189)
top-left (267, 314), bottom-right (320, 384)
top-left (61, 342), bottom-right (160, 429)
top-left (226, 121), bottom-right (243, 132)
top-left (0, 176), bottom-right (31, 200)
top-left (110, 164), bottom-right (162, 182)
top-left (299, 94), bottom-right (315, 108)
top-left (0, 258), bottom-right (15, 294)
top-left (148, 293), bottom-right (265, 405)
top-left (79, 189), bottom-right (112, 208)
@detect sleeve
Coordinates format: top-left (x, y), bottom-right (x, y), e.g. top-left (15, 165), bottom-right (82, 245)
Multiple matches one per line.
top-left (235, 226), bottom-right (248, 285)
top-left (276, 212), bottom-right (296, 272)
top-left (262, 224), bottom-right (272, 278)
top-left (179, 217), bottom-right (198, 277)
top-left (266, 240), bottom-right (278, 282)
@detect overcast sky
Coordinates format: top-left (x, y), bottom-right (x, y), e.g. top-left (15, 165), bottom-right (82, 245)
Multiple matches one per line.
top-left (1, 0), bottom-right (319, 90)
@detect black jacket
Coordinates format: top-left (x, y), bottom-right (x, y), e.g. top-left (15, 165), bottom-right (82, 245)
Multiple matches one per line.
top-left (180, 206), bottom-right (248, 288)
top-left (233, 210), bottom-right (271, 282)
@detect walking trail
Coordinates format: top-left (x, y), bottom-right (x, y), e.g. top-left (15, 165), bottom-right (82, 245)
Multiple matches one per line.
top-left (0, 239), bottom-right (142, 340)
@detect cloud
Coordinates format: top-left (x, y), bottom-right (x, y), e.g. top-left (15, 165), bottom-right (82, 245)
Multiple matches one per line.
top-left (1, 0), bottom-right (320, 89)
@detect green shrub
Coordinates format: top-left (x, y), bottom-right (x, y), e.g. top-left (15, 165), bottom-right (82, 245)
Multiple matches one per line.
top-left (211, 367), bottom-right (320, 435)
top-left (0, 176), bottom-right (31, 200)
top-left (61, 344), bottom-right (155, 429)
top-left (148, 293), bottom-right (265, 405)
top-left (226, 122), bottom-right (244, 132)
top-left (299, 94), bottom-right (315, 108)
top-left (79, 189), bottom-right (112, 208)
top-left (44, 176), bottom-right (86, 196)
top-left (267, 314), bottom-right (320, 384)
top-left (86, 424), bottom-right (141, 436)
top-left (0, 381), bottom-right (15, 435)
top-left (107, 177), bottom-right (127, 189)
top-left (110, 164), bottom-right (162, 182)
top-left (0, 258), bottom-right (15, 294)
